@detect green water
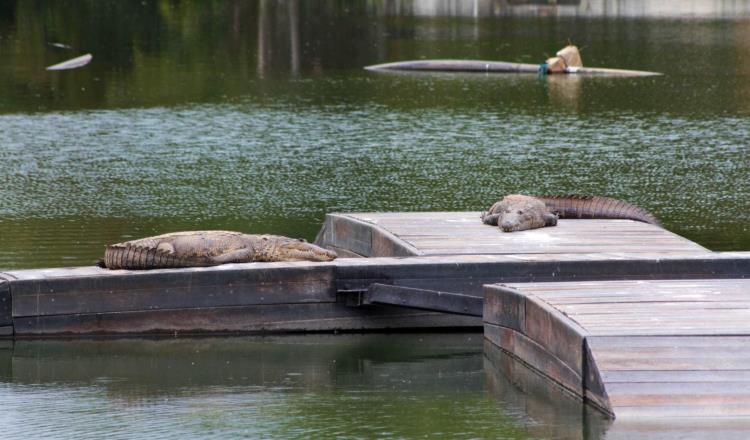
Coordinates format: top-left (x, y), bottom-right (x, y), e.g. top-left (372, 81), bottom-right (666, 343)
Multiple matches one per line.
top-left (0, 335), bottom-right (556, 439)
top-left (1, 0), bottom-right (749, 269)
top-left (1, 1), bottom-right (750, 438)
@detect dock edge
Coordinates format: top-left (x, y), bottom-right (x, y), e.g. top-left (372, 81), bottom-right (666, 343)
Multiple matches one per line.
top-left (483, 283), bottom-right (614, 417)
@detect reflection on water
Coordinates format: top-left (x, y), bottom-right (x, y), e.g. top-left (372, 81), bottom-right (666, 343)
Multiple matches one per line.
top-left (0, 334), bottom-right (549, 439)
top-left (483, 340), bottom-right (750, 440)
top-left (407, 0), bottom-right (750, 18)
top-left (484, 340), bottom-right (611, 439)
top-left (2, 335), bottom-right (741, 439)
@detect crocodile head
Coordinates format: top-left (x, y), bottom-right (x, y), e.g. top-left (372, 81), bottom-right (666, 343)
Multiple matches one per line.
top-left (491, 194), bottom-right (559, 233)
top-left (261, 236), bottom-right (338, 262)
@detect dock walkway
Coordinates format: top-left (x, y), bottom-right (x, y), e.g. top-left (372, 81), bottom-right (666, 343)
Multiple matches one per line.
top-left (484, 279), bottom-right (750, 419)
top-left (0, 212), bottom-right (746, 337)
top-left (316, 212), bottom-right (708, 257)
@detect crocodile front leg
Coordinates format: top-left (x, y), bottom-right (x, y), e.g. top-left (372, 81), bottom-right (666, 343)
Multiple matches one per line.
top-left (209, 248), bottom-right (257, 265)
top-left (481, 212), bottom-right (502, 225)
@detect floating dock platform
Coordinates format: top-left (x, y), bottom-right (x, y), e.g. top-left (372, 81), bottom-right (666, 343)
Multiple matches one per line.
top-left (1, 211), bottom-right (749, 420)
top-left (485, 279), bottom-right (750, 420)
top-left (365, 60), bottom-right (662, 77)
top-left (0, 212), bottom-right (746, 337)
top-left (316, 212), bottom-right (707, 256)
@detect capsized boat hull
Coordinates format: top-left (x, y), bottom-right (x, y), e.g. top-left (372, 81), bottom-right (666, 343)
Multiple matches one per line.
top-left (364, 59), bottom-right (661, 77)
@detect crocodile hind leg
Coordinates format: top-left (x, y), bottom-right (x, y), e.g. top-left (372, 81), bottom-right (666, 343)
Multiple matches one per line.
top-left (209, 248), bottom-right (256, 265)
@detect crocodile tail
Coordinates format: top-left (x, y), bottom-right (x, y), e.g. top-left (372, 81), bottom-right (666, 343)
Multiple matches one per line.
top-left (536, 195), bottom-right (661, 226)
top-left (102, 244), bottom-right (213, 270)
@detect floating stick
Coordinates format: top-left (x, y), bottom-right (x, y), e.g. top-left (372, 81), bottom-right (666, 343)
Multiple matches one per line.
top-left (45, 53), bottom-right (93, 71)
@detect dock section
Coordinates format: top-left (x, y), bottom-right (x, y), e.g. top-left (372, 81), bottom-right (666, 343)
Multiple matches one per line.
top-left (1, 252), bottom-right (749, 337)
top-left (484, 279), bottom-right (750, 419)
top-left (0, 211), bottom-right (746, 337)
top-left (316, 212), bottom-right (709, 257)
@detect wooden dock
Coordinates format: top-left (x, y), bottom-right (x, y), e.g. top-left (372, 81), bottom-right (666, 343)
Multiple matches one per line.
top-left (484, 279), bottom-right (750, 420)
top-left (3, 210), bottom-right (750, 421)
top-left (0, 212), bottom-right (746, 338)
top-left (315, 212), bottom-right (709, 257)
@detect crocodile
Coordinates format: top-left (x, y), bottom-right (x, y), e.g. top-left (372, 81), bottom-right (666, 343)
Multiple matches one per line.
top-left (481, 194), bottom-right (660, 232)
top-left (97, 230), bottom-right (337, 270)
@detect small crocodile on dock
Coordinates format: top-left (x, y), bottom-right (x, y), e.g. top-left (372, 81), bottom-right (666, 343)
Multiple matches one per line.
top-left (481, 195), bottom-right (660, 232)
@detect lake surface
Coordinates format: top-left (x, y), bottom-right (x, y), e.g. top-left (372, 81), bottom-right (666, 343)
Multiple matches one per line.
top-left (1, 0), bottom-right (750, 438)
top-left (1, 0), bottom-right (749, 269)
top-left (0, 334), bottom-right (615, 439)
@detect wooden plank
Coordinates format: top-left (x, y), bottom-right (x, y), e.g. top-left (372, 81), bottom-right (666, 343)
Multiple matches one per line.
top-left (315, 213), bottom-right (420, 257)
top-left (583, 338), bottom-right (612, 414)
top-left (483, 285), bottom-right (602, 410)
top-left (483, 284), bottom-right (525, 330)
top-left (596, 351), bottom-right (750, 366)
top-left (363, 284), bottom-right (483, 317)
top-left (332, 213), bottom-right (709, 257)
top-left (614, 403), bottom-right (750, 419)
top-left (482, 338), bottom-right (611, 439)
top-left (11, 264), bottom-right (337, 317)
top-left (523, 295), bottom-right (587, 375)
top-left (601, 370), bottom-right (750, 383)
top-left (13, 302), bottom-right (480, 336)
top-left (484, 323), bottom-right (584, 397)
top-left (0, 275), bottom-right (12, 326)
top-left (336, 256), bottom-right (750, 299)
top-left (607, 382), bottom-right (750, 396)
top-left (485, 279), bottom-right (750, 420)
top-left (589, 335), bottom-right (750, 348)
top-left (4, 256), bottom-right (748, 338)
top-left (331, 214), bottom-right (374, 256)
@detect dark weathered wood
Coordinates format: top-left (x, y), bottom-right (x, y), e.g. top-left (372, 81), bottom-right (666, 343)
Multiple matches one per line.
top-left (4, 253), bottom-right (750, 337)
top-left (320, 213), bottom-right (709, 258)
top-left (483, 339), bottom-right (612, 440)
top-left (522, 295), bottom-right (587, 375)
top-left (11, 264), bottom-right (337, 317)
top-left (335, 254), bottom-right (750, 299)
top-left (13, 302), bottom-right (480, 336)
top-left (315, 214), bottom-right (421, 257)
top-left (362, 284), bottom-right (483, 316)
top-left (583, 338), bottom-right (612, 413)
top-left (486, 279), bottom-right (750, 420)
top-left (484, 323), bottom-right (584, 398)
top-left (0, 275), bottom-right (12, 327)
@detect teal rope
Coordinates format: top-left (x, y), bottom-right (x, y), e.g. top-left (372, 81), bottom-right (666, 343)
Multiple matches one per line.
top-left (538, 62), bottom-right (548, 78)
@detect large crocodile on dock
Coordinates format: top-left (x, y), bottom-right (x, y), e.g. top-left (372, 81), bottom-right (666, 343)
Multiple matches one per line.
top-left (97, 231), bottom-right (337, 270)
top-left (482, 194), bottom-right (660, 232)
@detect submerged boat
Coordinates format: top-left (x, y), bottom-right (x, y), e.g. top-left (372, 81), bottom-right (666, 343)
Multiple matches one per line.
top-left (365, 45), bottom-right (661, 77)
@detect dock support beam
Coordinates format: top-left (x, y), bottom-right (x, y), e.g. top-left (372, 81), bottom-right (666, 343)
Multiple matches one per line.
top-left (351, 284), bottom-right (483, 317)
